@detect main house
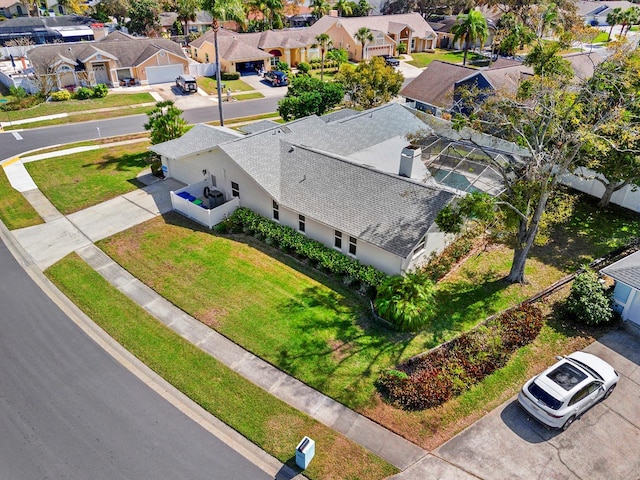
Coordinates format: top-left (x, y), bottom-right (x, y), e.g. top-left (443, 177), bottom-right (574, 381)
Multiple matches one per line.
top-left (150, 103), bottom-right (522, 275)
top-left (27, 31), bottom-right (190, 88)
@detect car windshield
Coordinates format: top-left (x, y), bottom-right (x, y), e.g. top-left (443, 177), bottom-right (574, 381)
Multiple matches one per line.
top-left (528, 382), bottom-right (563, 410)
top-left (546, 363), bottom-right (587, 391)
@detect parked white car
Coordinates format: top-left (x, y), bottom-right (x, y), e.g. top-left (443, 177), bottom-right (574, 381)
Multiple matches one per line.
top-left (518, 351), bottom-right (618, 430)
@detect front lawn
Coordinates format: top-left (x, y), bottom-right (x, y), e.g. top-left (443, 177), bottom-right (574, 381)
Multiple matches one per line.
top-left (46, 253), bottom-right (397, 480)
top-left (0, 165), bottom-right (43, 229)
top-left (2, 93), bottom-right (155, 121)
top-left (197, 76), bottom-right (255, 94)
top-left (24, 141), bottom-right (150, 214)
top-left (407, 49), bottom-right (485, 68)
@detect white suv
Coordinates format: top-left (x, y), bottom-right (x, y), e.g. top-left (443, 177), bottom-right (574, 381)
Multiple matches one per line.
top-left (176, 74), bottom-right (197, 94)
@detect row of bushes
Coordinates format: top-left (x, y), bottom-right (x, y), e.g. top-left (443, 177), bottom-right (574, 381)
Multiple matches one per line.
top-left (221, 72), bottom-right (241, 81)
top-left (420, 227), bottom-right (480, 282)
top-left (50, 84), bottom-right (108, 102)
top-left (307, 58), bottom-right (341, 69)
top-left (376, 303), bottom-right (544, 410)
top-left (216, 208), bottom-right (388, 290)
top-left (0, 86), bottom-right (42, 111)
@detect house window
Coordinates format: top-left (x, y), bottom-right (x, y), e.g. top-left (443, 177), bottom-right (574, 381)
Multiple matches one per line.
top-left (273, 200), bottom-right (279, 221)
top-left (231, 181), bottom-right (239, 197)
top-left (349, 236), bottom-right (357, 256)
top-left (205, 53), bottom-right (209, 63)
top-left (16, 5), bottom-right (23, 14)
top-left (412, 236), bottom-right (426, 258)
top-left (298, 214), bottom-right (305, 232)
top-left (334, 230), bottom-right (342, 249)
top-left (410, 38), bottom-right (416, 50)
top-left (194, 48), bottom-right (198, 58)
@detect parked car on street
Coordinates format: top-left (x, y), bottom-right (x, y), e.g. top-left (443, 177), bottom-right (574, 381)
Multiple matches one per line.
top-left (264, 70), bottom-right (289, 86)
top-left (380, 54), bottom-right (400, 67)
top-left (176, 74), bottom-right (198, 94)
top-left (518, 351), bottom-right (619, 430)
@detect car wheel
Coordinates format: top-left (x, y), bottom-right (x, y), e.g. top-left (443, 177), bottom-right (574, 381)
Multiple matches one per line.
top-left (604, 384), bottom-right (616, 399)
top-left (562, 415), bottom-right (576, 431)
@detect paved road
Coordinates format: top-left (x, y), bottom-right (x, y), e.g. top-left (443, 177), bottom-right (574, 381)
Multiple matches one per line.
top-left (0, 97), bottom-right (281, 161)
top-left (0, 238), bottom-right (272, 480)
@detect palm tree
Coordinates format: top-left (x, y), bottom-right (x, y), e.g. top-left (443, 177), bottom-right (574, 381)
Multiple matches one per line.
top-left (202, 0), bottom-right (245, 127)
top-left (607, 7), bottom-right (622, 41)
top-left (623, 6), bottom-right (640, 36)
top-left (310, 0), bottom-right (330, 18)
top-left (333, 0), bottom-right (352, 17)
top-left (314, 33), bottom-right (333, 80)
top-left (354, 26), bottom-right (374, 61)
top-left (451, 9), bottom-right (488, 66)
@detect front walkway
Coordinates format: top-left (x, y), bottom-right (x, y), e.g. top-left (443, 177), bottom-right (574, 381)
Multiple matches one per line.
top-left (1, 145), bottom-right (429, 472)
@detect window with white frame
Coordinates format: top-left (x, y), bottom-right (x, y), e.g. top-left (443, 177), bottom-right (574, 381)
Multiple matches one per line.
top-left (231, 181), bottom-right (239, 197)
top-left (410, 38), bottom-right (416, 50)
top-left (298, 214), bottom-right (305, 232)
top-left (273, 200), bottom-right (279, 220)
top-left (349, 236), bottom-right (357, 255)
top-left (412, 235), bottom-right (426, 258)
top-left (334, 230), bottom-right (342, 249)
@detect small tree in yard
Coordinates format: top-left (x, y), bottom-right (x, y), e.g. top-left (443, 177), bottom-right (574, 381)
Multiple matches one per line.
top-left (144, 100), bottom-right (187, 144)
top-left (566, 269), bottom-right (613, 325)
top-left (335, 56), bottom-right (404, 109)
top-left (277, 75), bottom-right (344, 120)
top-left (374, 273), bottom-right (436, 331)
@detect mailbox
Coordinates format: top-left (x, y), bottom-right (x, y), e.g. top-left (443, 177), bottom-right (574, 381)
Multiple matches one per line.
top-left (295, 436), bottom-right (315, 469)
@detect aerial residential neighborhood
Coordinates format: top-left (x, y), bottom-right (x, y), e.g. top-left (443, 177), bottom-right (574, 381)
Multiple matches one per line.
top-left (1, 0), bottom-right (640, 478)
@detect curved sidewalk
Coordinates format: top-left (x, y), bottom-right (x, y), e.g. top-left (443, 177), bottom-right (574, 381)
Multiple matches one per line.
top-left (2, 149), bottom-right (428, 471)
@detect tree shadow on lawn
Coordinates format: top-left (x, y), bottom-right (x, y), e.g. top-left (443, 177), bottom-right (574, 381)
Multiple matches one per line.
top-left (88, 150), bottom-right (149, 175)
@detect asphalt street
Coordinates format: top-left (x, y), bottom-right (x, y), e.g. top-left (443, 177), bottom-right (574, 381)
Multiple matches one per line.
top-left (0, 96), bottom-right (281, 161)
top-left (0, 239), bottom-right (271, 479)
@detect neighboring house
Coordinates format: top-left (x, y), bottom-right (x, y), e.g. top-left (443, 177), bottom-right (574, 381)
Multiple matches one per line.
top-left (601, 250), bottom-right (640, 326)
top-left (0, 0), bottom-right (29, 18)
top-left (308, 12), bottom-right (437, 61)
top-left (160, 10), bottom-right (213, 36)
top-left (429, 13), bottom-right (496, 50)
top-left (0, 15), bottom-right (97, 45)
top-left (150, 103), bottom-right (519, 275)
top-left (27, 31), bottom-right (190, 88)
top-left (189, 29), bottom-right (274, 74)
top-left (576, 0), bottom-right (636, 25)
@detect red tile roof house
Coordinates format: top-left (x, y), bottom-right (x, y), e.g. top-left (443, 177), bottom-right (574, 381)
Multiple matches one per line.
top-left (26, 31), bottom-right (190, 90)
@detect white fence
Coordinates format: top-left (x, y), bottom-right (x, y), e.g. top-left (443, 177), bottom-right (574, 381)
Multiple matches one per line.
top-left (561, 167), bottom-right (640, 213)
top-left (171, 180), bottom-right (239, 229)
top-left (189, 62), bottom-right (216, 77)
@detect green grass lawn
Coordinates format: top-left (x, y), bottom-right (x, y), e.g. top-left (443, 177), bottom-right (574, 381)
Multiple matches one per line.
top-left (407, 49), bottom-right (485, 68)
top-left (0, 165), bottom-right (43, 229)
top-left (3, 93), bottom-right (155, 121)
top-left (45, 253), bottom-right (397, 480)
top-left (197, 76), bottom-right (255, 94)
top-left (24, 141), bottom-right (150, 214)
top-left (591, 31), bottom-right (611, 43)
top-left (232, 92), bottom-right (264, 101)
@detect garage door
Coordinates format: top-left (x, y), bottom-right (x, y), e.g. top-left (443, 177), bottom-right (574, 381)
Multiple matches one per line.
top-left (145, 64), bottom-right (184, 84)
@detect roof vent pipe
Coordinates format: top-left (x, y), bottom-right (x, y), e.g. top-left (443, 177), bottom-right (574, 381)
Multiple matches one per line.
top-left (399, 145), bottom-right (422, 178)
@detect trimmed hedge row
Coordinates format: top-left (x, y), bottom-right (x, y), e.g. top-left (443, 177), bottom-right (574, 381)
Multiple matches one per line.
top-left (216, 208), bottom-right (388, 289)
top-left (376, 304), bottom-right (544, 410)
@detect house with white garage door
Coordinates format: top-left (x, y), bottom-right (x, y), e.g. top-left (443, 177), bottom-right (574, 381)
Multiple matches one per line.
top-left (27, 31), bottom-right (190, 89)
top-left (601, 250), bottom-right (640, 326)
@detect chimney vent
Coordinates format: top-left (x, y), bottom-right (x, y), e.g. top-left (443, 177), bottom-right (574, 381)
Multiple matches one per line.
top-left (399, 146), bottom-right (422, 178)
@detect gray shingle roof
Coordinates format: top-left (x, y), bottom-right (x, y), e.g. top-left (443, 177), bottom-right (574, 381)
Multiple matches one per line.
top-left (601, 251), bottom-right (640, 290)
top-left (149, 124), bottom-right (241, 159)
top-left (400, 60), bottom-right (477, 108)
top-left (238, 119), bottom-right (280, 134)
top-left (278, 142), bottom-right (455, 257)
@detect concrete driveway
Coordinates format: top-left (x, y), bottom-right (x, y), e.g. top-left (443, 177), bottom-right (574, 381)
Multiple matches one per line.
top-left (395, 327), bottom-right (640, 480)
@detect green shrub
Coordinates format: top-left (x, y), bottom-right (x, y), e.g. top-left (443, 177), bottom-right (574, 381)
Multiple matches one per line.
top-left (92, 83), bottom-right (108, 98)
top-left (74, 87), bottom-right (94, 100)
top-left (9, 86), bottom-right (27, 99)
top-left (566, 269), bottom-right (613, 325)
top-left (276, 61), bottom-right (290, 72)
top-left (221, 72), bottom-right (240, 80)
top-left (50, 89), bottom-right (72, 101)
top-left (216, 208), bottom-right (388, 289)
top-left (374, 273), bottom-right (436, 331)
top-left (0, 94), bottom-right (42, 111)
top-left (297, 62), bottom-right (311, 74)
top-left (376, 304), bottom-right (543, 410)
top-left (420, 228), bottom-right (478, 282)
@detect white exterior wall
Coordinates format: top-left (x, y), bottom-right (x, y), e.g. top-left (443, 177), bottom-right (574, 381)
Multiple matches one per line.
top-left (612, 282), bottom-right (640, 325)
top-left (561, 167), bottom-right (640, 213)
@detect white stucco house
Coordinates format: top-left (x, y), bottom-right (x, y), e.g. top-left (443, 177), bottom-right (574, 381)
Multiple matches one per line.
top-left (601, 250), bottom-right (640, 325)
top-left (150, 103), bottom-right (517, 276)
